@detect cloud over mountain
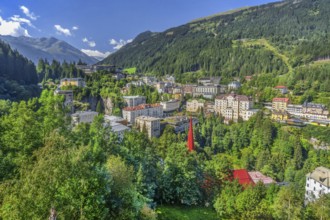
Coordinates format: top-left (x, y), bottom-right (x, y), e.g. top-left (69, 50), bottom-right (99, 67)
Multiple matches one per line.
top-left (20, 6), bottom-right (38, 20)
top-left (54, 24), bottom-right (72, 36)
top-left (82, 37), bottom-right (96, 47)
top-left (0, 16), bottom-right (30, 37)
top-left (109, 38), bottom-right (132, 50)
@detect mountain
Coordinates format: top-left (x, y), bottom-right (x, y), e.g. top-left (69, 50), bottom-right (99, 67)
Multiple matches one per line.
top-left (0, 35), bottom-right (98, 65)
top-left (101, 0), bottom-right (330, 79)
top-left (0, 41), bottom-right (40, 100)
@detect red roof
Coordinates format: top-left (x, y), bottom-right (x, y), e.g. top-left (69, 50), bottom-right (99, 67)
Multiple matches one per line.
top-left (123, 103), bottom-right (161, 111)
top-left (232, 169), bottom-right (254, 186)
top-left (274, 85), bottom-right (287, 89)
top-left (272, 97), bottom-right (289, 103)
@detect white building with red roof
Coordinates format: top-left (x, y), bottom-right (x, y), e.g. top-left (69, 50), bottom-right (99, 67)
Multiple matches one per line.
top-left (274, 85), bottom-right (288, 94)
top-left (122, 103), bottom-right (163, 124)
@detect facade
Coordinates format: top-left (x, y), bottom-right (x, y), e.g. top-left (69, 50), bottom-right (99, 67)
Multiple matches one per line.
top-left (186, 99), bottom-right (206, 113)
top-left (302, 102), bottom-right (329, 120)
top-left (104, 115), bottom-right (130, 139)
top-left (193, 85), bottom-right (221, 99)
top-left (215, 94), bottom-right (256, 122)
top-left (123, 96), bottom-right (146, 107)
top-left (122, 104), bottom-right (163, 124)
top-left (197, 77), bottom-right (221, 86)
top-left (71, 111), bottom-right (98, 125)
top-left (60, 78), bottom-right (86, 88)
top-left (272, 98), bottom-right (289, 112)
top-left (182, 84), bottom-right (197, 95)
top-left (228, 81), bottom-right (241, 90)
top-left (243, 109), bottom-right (260, 121)
top-left (274, 85), bottom-right (288, 94)
top-left (271, 110), bottom-right (289, 121)
top-left (135, 116), bottom-right (161, 138)
top-left (160, 99), bottom-right (180, 112)
top-left (287, 104), bottom-right (303, 117)
top-left (305, 167), bottom-right (330, 203)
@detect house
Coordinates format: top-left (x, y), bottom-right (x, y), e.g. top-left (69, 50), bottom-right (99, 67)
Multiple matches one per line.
top-left (186, 99), bottom-right (206, 113)
top-left (244, 76), bottom-right (253, 82)
top-left (60, 78), bottom-right (86, 88)
top-left (248, 171), bottom-right (276, 185)
top-left (274, 85), bottom-right (288, 94)
top-left (123, 96), bottom-right (146, 107)
top-left (71, 111), bottom-right (98, 125)
top-left (193, 85), bottom-right (222, 99)
top-left (228, 81), bottom-right (241, 90)
top-left (305, 167), bottom-right (330, 203)
top-left (232, 169), bottom-right (255, 186)
top-left (272, 98), bottom-right (289, 112)
top-left (135, 116), bottom-right (161, 138)
top-left (122, 104), bottom-right (163, 124)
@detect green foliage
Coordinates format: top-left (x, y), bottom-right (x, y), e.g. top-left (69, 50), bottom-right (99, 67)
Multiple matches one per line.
top-left (157, 205), bottom-right (218, 220)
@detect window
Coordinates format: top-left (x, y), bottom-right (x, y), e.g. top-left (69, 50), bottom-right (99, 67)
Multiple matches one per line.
top-left (307, 184), bottom-right (309, 187)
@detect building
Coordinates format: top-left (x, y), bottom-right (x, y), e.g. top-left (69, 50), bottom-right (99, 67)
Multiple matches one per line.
top-left (186, 99), bottom-right (206, 113)
top-left (182, 84), bottom-right (197, 95)
top-left (305, 167), bottom-right (330, 203)
top-left (215, 94), bottom-right (256, 122)
top-left (302, 102), bottom-right (329, 120)
top-left (122, 104), bottom-right (163, 124)
top-left (244, 76), bottom-right (253, 82)
top-left (93, 65), bottom-right (116, 72)
top-left (104, 115), bottom-right (130, 139)
top-left (60, 78), bottom-right (86, 88)
top-left (193, 85), bottom-right (222, 99)
top-left (160, 99), bottom-right (180, 113)
top-left (243, 109), bottom-right (260, 121)
top-left (232, 169), bottom-right (255, 186)
top-left (71, 111), bottom-right (98, 125)
top-left (287, 104), bottom-right (303, 117)
top-left (54, 89), bottom-right (74, 113)
top-left (248, 171), bottom-right (276, 185)
top-left (272, 98), bottom-right (289, 112)
top-left (271, 110), bottom-right (289, 121)
top-left (135, 116), bottom-right (161, 138)
top-left (197, 77), bottom-right (221, 86)
top-left (228, 81), bottom-right (241, 90)
top-left (164, 116), bottom-right (198, 133)
top-left (123, 96), bottom-right (146, 107)
top-left (274, 85), bottom-right (288, 94)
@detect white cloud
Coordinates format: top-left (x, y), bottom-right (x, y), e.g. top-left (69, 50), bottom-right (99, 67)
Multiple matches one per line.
top-left (20, 6), bottom-right (38, 20)
top-left (109, 38), bottom-right (133, 50)
top-left (81, 49), bottom-right (111, 60)
top-left (72, 26), bottom-right (79, 30)
top-left (82, 37), bottom-right (96, 47)
top-left (54, 24), bottom-right (71, 36)
top-left (0, 16), bottom-right (30, 37)
top-left (10, 15), bottom-right (32, 27)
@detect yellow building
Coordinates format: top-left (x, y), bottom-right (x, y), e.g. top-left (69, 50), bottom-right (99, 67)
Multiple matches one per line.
top-left (271, 110), bottom-right (289, 121)
top-left (60, 78), bottom-right (85, 88)
top-left (272, 98), bottom-right (289, 112)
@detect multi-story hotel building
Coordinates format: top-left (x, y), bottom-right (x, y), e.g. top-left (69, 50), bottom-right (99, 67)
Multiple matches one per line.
top-left (135, 116), bottom-right (161, 138)
top-left (122, 104), bottom-right (163, 124)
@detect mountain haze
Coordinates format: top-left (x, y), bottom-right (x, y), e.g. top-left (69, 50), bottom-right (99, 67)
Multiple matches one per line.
top-left (0, 35), bottom-right (98, 64)
top-left (101, 0), bottom-right (330, 78)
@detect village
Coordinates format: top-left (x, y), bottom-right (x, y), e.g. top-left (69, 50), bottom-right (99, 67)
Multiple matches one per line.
top-left (52, 66), bottom-right (330, 205)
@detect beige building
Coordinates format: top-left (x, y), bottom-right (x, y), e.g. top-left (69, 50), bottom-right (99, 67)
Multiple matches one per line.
top-left (122, 104), bottom-right (163, 124)
top-left (160, 99), bottom-right (180, 112)
top-left (60, 78), bottom-right (86, 88)
top-left (186, 99), bottom-right (205, 113)
top-left (272, 98), bottom-right (289, 112)
top-left (135, 116), bottom-right (161, 138)
top-left (215, 94), bottom-right (256, 122)
top-left (302, 102), bottom-right (329, 120)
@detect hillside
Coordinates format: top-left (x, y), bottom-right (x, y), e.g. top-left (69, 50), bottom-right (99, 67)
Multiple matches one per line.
top-left (0, 41), bottom-right (40, 100)
top-left (0, 35), bottom-right (98, 64)
top-left (101, 0), bottom-right (330, 79)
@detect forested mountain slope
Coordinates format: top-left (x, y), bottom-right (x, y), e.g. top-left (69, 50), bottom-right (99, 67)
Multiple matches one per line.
top-left (102, 0), bottom-right (330, 79)
top-left (0, 41), bottom-right (39, 100)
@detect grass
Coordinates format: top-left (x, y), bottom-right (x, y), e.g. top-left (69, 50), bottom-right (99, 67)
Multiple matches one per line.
top-left (156, 205), bottom-right (218, 220)
top-left (123, 67), bottom-right (137, 74)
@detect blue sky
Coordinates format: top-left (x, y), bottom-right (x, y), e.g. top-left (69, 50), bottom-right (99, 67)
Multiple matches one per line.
top-left (0, 0), bottom-right (278, 58)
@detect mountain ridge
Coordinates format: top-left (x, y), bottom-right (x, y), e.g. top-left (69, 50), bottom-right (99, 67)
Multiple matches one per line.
top-left (0, 35), bottom-right (98, 65)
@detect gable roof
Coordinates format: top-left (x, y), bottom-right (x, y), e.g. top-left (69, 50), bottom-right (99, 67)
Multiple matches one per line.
top-left (233, 169), bottom-right (254, 186)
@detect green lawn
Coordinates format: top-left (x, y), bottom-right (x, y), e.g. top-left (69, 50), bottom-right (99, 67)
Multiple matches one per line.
top-left (123, 67), bottom-right (137, 74)
top-left (157, 205), bottom-right (218, 220)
